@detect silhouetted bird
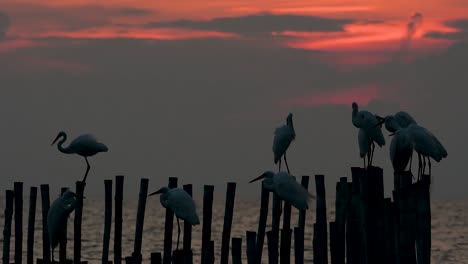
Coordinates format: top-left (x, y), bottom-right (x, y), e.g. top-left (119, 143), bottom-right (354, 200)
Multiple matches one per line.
top-left (149, 187), bottom-right (200, 250)
top-left (52, 131), bottom-right (108, 183)
top-left (273, 113), bottom-right (296, 173)
top-left (351, 102), bottom-right (385, 168)
top-left (48, 190), bottom-right (78, 262)
top-left (250, 171), bottom-right (314, 210)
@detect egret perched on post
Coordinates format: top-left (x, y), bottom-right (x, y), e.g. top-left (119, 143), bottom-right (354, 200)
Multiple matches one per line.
top-left (351, 102), bottom-right (385, 168)
top-left (48, 190), bottom-right (78, 262)
top-left (52, 131), bottom-right (108, 183)
top-left (273, 113), bottom-right (296, 173)
top-left (384, 116), bottom-right (414, 174)
top-left (249, 171), bottom-right (314, 210)
top-left (380, 115), bottom-right (447, 179)
top-left (148, 187), bottom-right (200, 250)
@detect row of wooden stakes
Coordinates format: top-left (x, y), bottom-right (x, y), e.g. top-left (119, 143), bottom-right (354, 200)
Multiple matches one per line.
top-left (2, 166), bottom-right (431, 264)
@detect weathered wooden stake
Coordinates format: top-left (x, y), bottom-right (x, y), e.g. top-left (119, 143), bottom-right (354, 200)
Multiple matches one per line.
top-left (255, 186), bottom-right (270, 263)
top-left (151, 252), bottom-right (162, 264)
top-left (2, 190), bottom-right (14, 264)
top-left (14, 182), bottom-right (23, 264)
top-left (201, 185), bottom-right (214, 264)
top-left (329, 222), bottom-right (337, 264)
top-left (293, 227), bottom-right (304, 264)
top-left (246, 231), bottom-right (257, 264)
top-left (220, 182), bottom-right (236, 264)
top-left (40, 184), bottom-right (51, 264)
top-left (115, 175), bottom-right (124, 264)
top-left (346, 168), bottom-right (365, 264)
top-left (334, 177), bottom-right (347, 264)
top-left (231, 237), bottom-right (242, 264)
top-left (415, 175), bottom-right (431, 264)
top-left (59, 187), bottom-right (70, 263)
top-left (298, 176), bottom-right (309, 230)
top-left (383, 198), bottom-right (396, 264)
top-left (182, 184), bottom-right (193, 264)
top-left (267, 230), bottom-right (279, 264)
top-left (27, 187), bottom-right (37, 264)
top-left (313, 175), bottom-right (328, 264)
top-left (132, 178), bottom-right (149, 264)
top-left (102, 180), bottom-right (113, 264)
top-left (163, 177), bottom-right (178, 264)
top-left (280, 188), bottom-right (292, 264)
top-left (74, 181), bottom-right (86, 264)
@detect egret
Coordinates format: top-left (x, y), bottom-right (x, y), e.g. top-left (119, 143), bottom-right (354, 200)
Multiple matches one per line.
top-left (384, 116), bottom-right (414, 174)
top-left (249, 171), bottom-right (314, 210)
top-left (273, 113), bottom-right (296, 173)
top-left (149, 187), bottom-right (200, 250)
top-left (52, 131), bottom-right (108, 183)
top-left (48, 190), bottom-right (78, 262)
top-left (384, 111), bottom-right (417, 133)
top-left (351, 102), bottom-right (385, 168)
top-left (382, 115), bottom-right (447, 179)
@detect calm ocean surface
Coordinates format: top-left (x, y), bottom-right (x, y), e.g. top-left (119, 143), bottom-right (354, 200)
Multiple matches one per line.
top-left (1, 197), bottom-right (467, 263)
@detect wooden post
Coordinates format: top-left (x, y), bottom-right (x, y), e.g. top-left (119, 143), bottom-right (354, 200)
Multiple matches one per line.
top-left (102, 180), bottom-right (113, 264)
top-left (329, 222), bottom-right (337, 264)
top-left (364, 167), bottom-right (385, 263)
top-left (279, 228), bottom-right (292, 264)
top-left (163, 177), bottom-right (178, 264)
top-left (151, 252), bottom-right (162, 264)
top-left (207, 241), bottom-right (215, 264)
top-left (293, 227), bottom-right (304, 264)
top-left (346, 168), bottom-right (366, 264)
top-left (74, 181), bottom-right (86, 264)
top-left (14, 182), bottom-right (23, 264)
top-left (415, 175), bottom-right (431, 264)
top-left (220, 182), bottom-right (236, 264)
top-left (383, 198), bottom-right (396, 264)
top-left (298, 176), bottom-right (309, 230)
top-left (182, 184), bottom-right (193, 264)
top-left (255, 186), bottom-right (270, 263)
top-left (267, 230), bottom-right (279, 264)
top-left (334, 177), bottom-right (347, 264)
top-left (132, 178), bottom-right (149, 264)
top-left (59, 187), bottom-right (69, 263)
top-left (115, 175), bottom-right (124, 264)
top-left (2, 190), bottom-right (14, 264)
top-left (201, 185), bottom-right (214, 264)
top-left (231, 238), bottom-right (242, 264)
top-left (271, 193), bottom-right (281, 264)
top-left (40, 184), bottom-right (51, 264)
top-left (27, 187), bottom-right (37, 264)
top-left (313, 175), bottom-right (328, 264)
top-left (246, 231), bottom-right (257, 264)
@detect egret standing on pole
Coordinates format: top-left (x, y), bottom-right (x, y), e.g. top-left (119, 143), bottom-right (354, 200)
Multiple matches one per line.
top-left (48, 190), bottom-right (78, 262)
top-left (249, 171), bottom-right (314, 210)
top-left (52, 131), bottom-right (108, 183)
top-left (148, 187), bottom-right (200, 250)
top-left (351, 102), bottom-right (385, 168)
top-left (273, 113), bottom-right (296, 173)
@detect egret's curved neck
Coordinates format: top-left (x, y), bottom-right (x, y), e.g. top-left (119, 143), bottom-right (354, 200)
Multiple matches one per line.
top-left (57, 133), bottom-right (73, 154)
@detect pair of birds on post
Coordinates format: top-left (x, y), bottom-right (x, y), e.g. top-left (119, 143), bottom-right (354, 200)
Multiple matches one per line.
top-left (352, 102), bottom-right (447, 179)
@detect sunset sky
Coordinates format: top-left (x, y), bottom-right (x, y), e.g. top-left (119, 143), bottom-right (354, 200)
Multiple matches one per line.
top-left (0, 0), bottom-right (467, 199)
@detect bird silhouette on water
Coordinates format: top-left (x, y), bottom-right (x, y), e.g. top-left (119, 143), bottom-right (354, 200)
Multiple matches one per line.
top-left (52, 131), bottom-right (108, 183)
top-left (149, 187), bottom-right (200, 250)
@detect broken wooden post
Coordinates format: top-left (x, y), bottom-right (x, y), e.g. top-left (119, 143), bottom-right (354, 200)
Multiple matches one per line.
top-left (220, 182), bottom-right (236, 264)
top-left (27, 187), bottom-right (37, 264)
top-left (2, 190), bottom-right (14, 264)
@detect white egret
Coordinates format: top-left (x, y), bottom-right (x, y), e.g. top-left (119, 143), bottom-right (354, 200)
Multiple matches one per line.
top-left (48, 190), bottom-right (78, 262)
top-left (384, 111), bottom-right (417, 133)
top-left (148, 187), bottom-right (200, 250)
top-left (273, 113), bottom-right (296, 173)
top-left (52, 131), bottom-right (108, 183)
top-left (384, 116), bottom-right (414, 174)
top-left (351, 102), bottom-right (385, 168)
top-left (249, 171), bottom-right (314, 210)
top-left (382, 115), bottom-right (447, 179)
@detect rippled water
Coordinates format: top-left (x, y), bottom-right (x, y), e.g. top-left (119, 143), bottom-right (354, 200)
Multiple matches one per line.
top-left (1, 197), bottom-right (467, 263)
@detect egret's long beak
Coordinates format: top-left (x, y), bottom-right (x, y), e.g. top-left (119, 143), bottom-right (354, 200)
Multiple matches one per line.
top-left (375, 118), bottom-right (386, 128)
top-left (51, 134), bottom-right (61, 145)
top-left (389, 132), bottom-right (395, 137)
top-left (148, 189), bottom-right (163, 196)
top-left (249, 173), bottom-right (266, 183)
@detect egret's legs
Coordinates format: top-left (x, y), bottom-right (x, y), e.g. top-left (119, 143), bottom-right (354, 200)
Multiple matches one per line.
top-left (278, 159), bottom-right (282, 173)
top-left (176, 217), bottom-right (181, 250)
top-left (284, 152), bottom-right (291, 174)
top-left (363, 157), bottom-right (366, 169)
top-left (417, 153), bottom-right (422, 181)
top-left (83, 157), bottom-right (91, 183)
top-left (409, 152), bottom-right (413, 172)
top-left (370, 141), bottom-right (375, 167)
top-left (428, 157), bottom-right (432, 176)
top-left (422, 155), bottom-right (427, 180)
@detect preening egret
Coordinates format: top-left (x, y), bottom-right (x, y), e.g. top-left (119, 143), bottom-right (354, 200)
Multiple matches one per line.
top-left (52, 131), bottom-right (108, 183)
top-left (384, 111), bottom-right (417, 133)
top-left (249, 171), bottom-right (314, 210)
top-left (273, 113), bottom-right (296, 173)
top-left (48, 190), bottom-right (78, 262)
top-left (384, 116), bottom-right (414, 174)
top-left (351, 102), bottom-right (385, 168)
top-left (149, 187), bottom-right (200, 250)
top-left (382, 115), bottom-right (447, 179)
